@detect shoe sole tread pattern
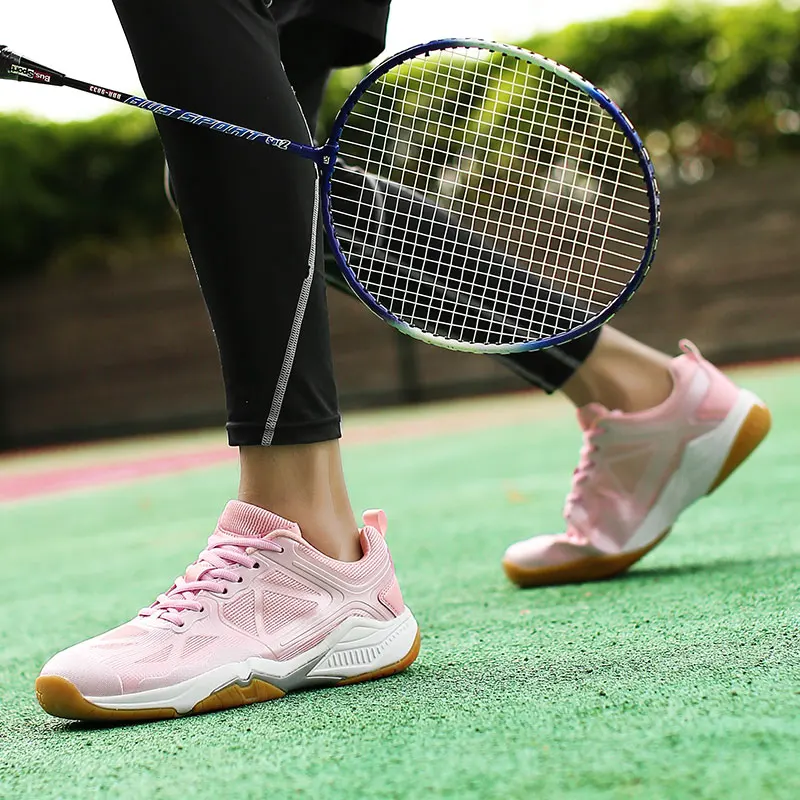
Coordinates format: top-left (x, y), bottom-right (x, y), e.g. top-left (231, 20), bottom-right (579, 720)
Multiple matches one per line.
top-left (504, 400), bottom-right (772, 588)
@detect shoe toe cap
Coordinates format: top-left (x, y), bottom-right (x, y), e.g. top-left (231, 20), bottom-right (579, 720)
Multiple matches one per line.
top-left (504, 534), bottom-right (596, 569)
top-left (39, 645), bottom-right (124, 698)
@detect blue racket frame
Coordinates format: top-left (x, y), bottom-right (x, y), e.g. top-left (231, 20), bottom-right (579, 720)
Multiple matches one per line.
top-left (321, 39), bottom-right (661, 354)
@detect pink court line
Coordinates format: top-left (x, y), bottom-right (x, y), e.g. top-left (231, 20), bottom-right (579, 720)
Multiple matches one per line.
top-left (0, 394), bottom-right (542, 503)
top-left (1, 354), bottom-right (791, 503)
top-left (0, 448), bottom-right (236, 503)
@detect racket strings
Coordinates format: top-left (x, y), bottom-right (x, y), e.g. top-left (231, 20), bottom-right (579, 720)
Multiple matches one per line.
top-left (330, 45), bottom-right (652, 347)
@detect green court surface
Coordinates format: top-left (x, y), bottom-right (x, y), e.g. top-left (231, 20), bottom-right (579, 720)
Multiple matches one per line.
top-left (1, 362), bottom-right (798, 800)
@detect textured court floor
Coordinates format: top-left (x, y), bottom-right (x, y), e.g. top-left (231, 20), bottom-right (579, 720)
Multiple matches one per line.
top-left (1, 362), bottom-right (798, 799)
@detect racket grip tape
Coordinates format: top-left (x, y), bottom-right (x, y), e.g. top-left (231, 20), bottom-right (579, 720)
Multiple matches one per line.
top-left (0, 46), bottom-right (65, 85)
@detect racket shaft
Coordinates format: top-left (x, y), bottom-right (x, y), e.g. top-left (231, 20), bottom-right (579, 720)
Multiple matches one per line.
top-left (1, 48), bottom-right (320, 161)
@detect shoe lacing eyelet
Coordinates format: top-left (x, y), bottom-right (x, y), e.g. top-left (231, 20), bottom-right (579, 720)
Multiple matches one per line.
top-left (221, 588), bottom-right (228, 595)
top-left (237, 576), bottom-right (243, 583)
top-left (252, 561), bottom-right (260, 569)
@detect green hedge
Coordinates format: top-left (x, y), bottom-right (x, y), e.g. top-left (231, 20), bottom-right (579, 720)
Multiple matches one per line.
top-left (0, 113), bottom-right (172, 282)
top-left (518, 1), bottom-right (800, 169)
top-left (1, 1), bottom-right (798, 284)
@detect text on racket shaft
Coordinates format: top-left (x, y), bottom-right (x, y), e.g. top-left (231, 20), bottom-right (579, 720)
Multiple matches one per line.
top-left (124, 96), bottom-right (291, 149)
top-left (9, 64), bottom-right (51, 82)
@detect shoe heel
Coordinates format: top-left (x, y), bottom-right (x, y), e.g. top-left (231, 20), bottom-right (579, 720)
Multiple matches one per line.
top-left (707, 402), bottom-right (772, 494)
top-left (337, 628), bottom-right (421, 686)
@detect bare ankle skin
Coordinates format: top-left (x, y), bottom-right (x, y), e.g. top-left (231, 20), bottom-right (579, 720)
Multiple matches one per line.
top-left (238, 440), bottom-right (362, 562)
top-left (560, 327), bottom-right (674, 413)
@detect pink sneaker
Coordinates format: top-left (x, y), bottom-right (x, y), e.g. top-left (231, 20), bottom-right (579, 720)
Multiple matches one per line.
top-left (502, 341), bottom-right (772, 587)
top-left (36, 502), bottom-right (419, 721)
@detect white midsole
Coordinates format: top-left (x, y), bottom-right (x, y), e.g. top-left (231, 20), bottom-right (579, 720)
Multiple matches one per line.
top-left (86, 608), bottom-right (418, 713)
top-left (625, 389), bottom-right (764, 552)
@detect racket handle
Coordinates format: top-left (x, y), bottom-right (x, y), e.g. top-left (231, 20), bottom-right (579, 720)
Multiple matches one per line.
top-left (0, 46), bottom-right (65, 85)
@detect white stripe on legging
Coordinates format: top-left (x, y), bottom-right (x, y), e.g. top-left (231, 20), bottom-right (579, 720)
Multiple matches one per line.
top-left (261, 172), bottom-right (320, 445)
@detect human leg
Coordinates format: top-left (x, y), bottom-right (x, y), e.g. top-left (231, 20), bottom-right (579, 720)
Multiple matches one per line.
top-left (559, 327), bottom-right (674, 412)
top-left (116, 0), bottom-right (362, 555)
top-left (35, 0), bottom-right (418, 721)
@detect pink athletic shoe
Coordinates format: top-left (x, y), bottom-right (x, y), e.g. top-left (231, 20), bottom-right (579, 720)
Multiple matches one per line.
top-left (502, 341), bottom-right (772, 588)
top-left (36, 502), bottom-right (419, 721)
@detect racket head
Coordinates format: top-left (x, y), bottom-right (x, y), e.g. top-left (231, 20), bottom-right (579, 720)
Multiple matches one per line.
top-left (320, 39), bottom-right (660, 354)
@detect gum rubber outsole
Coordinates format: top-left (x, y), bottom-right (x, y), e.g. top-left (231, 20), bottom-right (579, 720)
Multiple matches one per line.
top-left (35, 629), bottom-right (421, 723)
top-left (706, 403), bottom-right (772, 493)
top-left (503, 402), bottom-right (772, 588)
top-left (338, 628), bottom-right (421, 686)
top-left (502, 528), bottom-right (673, 588)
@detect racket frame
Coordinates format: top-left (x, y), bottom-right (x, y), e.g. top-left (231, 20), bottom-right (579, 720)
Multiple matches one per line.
top-left (323, 38), bottom-right (660, 353)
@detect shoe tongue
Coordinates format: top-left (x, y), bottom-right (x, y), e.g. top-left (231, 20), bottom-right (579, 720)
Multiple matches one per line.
top-left (577, 403), bottom-right (609, 431)
top-left (217, 500), bottom-right (301, 539)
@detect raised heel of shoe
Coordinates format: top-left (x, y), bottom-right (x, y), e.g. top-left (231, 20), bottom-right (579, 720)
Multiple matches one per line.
top-left (707, 402), bottom-right (772, 494)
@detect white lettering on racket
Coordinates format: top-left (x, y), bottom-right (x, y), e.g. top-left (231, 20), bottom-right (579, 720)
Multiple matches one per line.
top-left (8, 65), bottom-right (31, 78)
top-left (89, 86), bottom-right (122, 100)
top-left (9, 64), bottom-right (34, 79)
top-left (9, 65), bottom-right (52, 83)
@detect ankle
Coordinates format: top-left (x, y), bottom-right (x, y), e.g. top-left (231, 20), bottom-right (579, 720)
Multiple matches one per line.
top-left (561, 328), bottom-right (674, 413)
top-left (297, 515), bottom-right (363, 562)
top-left (237, 491), bottom-right (363, 562)
top-left (589, 369), bottom-right (673, 413)
top-left (238, 441), bottom-right (362, 562)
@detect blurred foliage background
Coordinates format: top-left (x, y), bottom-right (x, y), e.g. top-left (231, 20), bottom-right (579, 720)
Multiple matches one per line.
top-left (1, 1), bottom-right (799, 285)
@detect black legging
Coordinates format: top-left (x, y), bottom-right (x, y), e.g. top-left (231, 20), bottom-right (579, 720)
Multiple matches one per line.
top-left (116, 0), bottom-right (601, 449)
top-left (114, 0), bottom-right (340, 447)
